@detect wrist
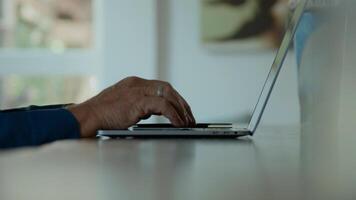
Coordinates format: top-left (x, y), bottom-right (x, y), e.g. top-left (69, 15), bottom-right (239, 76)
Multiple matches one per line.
top-left (67, 103), bottom-right (100, 138)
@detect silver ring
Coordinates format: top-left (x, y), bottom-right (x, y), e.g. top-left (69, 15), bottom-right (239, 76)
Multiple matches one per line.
top-left (156, 85), bottom-right (164, 97)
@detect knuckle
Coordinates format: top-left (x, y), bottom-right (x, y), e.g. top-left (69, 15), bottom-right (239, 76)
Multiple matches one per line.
top-left (165, 82), bottom-right (173, 89)
top-left (127, 76), bottom-right (140, 80)
top-left (124, 76), bottom-right (141, 84)
top-left (162, 82), bottom-right (173, 92)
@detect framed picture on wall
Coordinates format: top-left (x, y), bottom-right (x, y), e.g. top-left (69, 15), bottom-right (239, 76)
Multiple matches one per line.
top-left (201, 0), bottom-right (290, 52)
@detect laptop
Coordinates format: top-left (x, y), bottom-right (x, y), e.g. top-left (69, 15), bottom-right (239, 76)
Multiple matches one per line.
top-left (98, 0), bottom-right (307, 138)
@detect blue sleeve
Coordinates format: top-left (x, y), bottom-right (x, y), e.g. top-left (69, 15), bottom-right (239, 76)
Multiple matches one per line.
top-left (0, 108), bottom-right (80, 149)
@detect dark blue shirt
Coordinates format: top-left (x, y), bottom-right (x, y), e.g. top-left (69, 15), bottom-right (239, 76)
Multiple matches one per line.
top-left (0, 105), bottom-right (81, 149)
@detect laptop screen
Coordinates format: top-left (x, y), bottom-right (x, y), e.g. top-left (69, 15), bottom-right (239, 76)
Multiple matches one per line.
top-left (247, 0), bottom-right (308, 133)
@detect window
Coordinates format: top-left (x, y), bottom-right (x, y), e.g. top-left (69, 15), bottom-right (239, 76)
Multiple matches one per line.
top-left (0, 0), bottom-right (93, 50)
top-left (0, 0), bottom-right (102, 109)
top-left (0, 75), bottom-right (97, 108)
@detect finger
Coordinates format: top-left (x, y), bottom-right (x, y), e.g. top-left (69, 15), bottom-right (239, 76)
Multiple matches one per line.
top-left (168, 87), bottom-right (195, 123)
top-left (153, 81), bottom-right (195, 124)
top-left (161, 89), bottom-right (191, 125)
top-left (143, 83), bottom-right (190, 126)
top-left (170, 90), bottom-right (195, 125)
top-left (137, 96), bottom-right (185, 127)
top-left (173, 90), bottom-right (196, 124)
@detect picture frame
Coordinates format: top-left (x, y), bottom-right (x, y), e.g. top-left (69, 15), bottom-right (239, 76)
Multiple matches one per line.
top-left (201, 0), bottom-right (290, 52)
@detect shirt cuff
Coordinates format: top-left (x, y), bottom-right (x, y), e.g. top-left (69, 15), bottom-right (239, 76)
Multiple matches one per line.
top-left (27, 108), bottom-right (81, 145)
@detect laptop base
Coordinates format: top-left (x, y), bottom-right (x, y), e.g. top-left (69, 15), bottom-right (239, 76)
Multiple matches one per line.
top-left (98, 128), bottom-right (252, 138)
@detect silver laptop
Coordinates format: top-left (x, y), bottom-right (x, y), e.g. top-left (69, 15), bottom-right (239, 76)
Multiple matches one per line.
top-left (99, 0), bottom-right (307, 138)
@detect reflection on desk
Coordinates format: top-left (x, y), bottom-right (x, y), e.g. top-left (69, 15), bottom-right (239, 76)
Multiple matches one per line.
top-left (0, 125), bottom-right (355, 200)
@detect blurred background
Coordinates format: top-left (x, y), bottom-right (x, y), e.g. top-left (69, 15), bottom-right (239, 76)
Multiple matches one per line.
top-left (0, 0), bottom-right (300, 126)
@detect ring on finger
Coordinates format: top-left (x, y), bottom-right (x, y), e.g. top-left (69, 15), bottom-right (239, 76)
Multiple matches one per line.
top-left (156, 85), bottom-right (164, 97)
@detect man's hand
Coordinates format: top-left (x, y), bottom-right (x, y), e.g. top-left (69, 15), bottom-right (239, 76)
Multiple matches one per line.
top-left (68, 77), bottom-right (195, 137)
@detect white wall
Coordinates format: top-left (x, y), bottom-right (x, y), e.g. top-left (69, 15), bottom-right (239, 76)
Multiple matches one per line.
top-left (101, 0), bottom-right (300, 126)
top-left (101, 0), bottom-right (158, 87)
top-left (164, 0), bottom-right (300, 126)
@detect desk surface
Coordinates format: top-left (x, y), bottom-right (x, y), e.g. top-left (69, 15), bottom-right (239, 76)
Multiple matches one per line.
top-left (0, 126), bottom-right (355, 200)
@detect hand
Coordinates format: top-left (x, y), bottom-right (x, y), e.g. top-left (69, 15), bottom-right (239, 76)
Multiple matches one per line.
top-left (68, 76), bottom-right (195, 137)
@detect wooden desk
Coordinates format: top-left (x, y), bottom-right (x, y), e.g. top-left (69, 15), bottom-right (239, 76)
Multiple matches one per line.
top-left (0, 126), bottom-right (354, 200)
